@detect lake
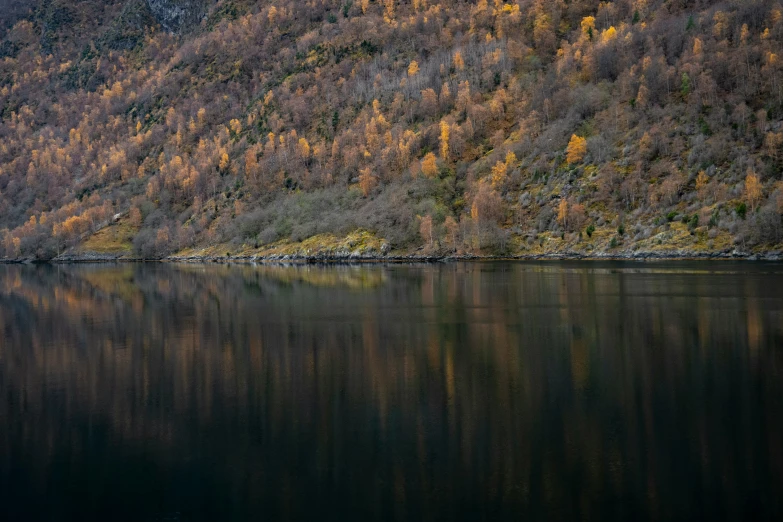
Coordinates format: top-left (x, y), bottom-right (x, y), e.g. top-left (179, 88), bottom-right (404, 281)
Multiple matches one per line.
top-left (1, 261), bottom-right (782, 521)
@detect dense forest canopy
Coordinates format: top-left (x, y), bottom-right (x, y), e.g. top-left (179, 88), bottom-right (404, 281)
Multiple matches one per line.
top-left (0, 0), bottom-right (782, 259)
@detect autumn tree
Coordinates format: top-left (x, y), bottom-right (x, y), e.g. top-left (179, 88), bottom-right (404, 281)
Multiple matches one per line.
top-left (581, 16), bottom-right (595, 41)
top-left (765, 132), bottom-right (783, 161)
top-left (384, 0), bottom-right (395, 21)
top-left (421, 152), bottom-right (439, 178)
top-left (359, 168), bottom-right (377, 197)
top-left (440, 121), bottom-right (450, 162)
top-left (745, 170), bottom-right (763, 211)
top-left (419, 215), bottom-right (434, 248)
top-left (775, 181), bottom-right (783, 215)
top-left (491, 160), bottom-right (508, 188)
top-left (569, 202), bottom-right (587, 233)
top-left (439, 83), bottom-right (452, 110)
top-left (456, 81), bottom-right (471, 112)
top-left (601, 26), bottom-right (618, 44)
top-left (566, 135), bottom-right (587, 164)
top-left (444, 216), bottom-right (459, 250)
top-left (219, 152), bottom-right (230, 173)
top-left (453, 51), bottom-right (465, 71)
top-left (420, 88), bottom-right (438, 117)
top-left (470, 180), bottom-right (504, 248)
top-left (491, 151), bottom-right (516, 188)
top-left (557, 199), bottom-right (568, 229)
top-left (532, 4), bottom-right (556, 56)
top-left (129, 206), bottom-right (142, 227)
top-left (245, 148), bottom-right (260, 182)
top-left (696, 171), bottom-right (709, 198)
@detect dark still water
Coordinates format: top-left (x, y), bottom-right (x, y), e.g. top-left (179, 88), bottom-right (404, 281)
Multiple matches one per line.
top-left (1, 262), bottom-right (782, 521)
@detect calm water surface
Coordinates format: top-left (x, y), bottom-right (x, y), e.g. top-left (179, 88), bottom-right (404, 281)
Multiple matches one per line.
top-left (1, 261), bottom-right (782, 521)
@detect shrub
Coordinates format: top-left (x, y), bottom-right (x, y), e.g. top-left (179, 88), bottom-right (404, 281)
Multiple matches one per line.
top-left (709, 209), bottom-right (719, 228)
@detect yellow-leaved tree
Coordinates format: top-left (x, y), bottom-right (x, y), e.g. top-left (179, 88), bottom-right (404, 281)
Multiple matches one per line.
top-left (557, 199), bottom-right (568, 229)
top-left (491, 151), bottom-right (517, 188)
top-left (219, 152), bottom-right (230, 172)
top-left (581, 16), bottom-right (595, 40)
top-left (491, 160), bottom-right (507, 187)
top-left (745, 170), bottom-right (763, 211)
top-left (601, 26), bottom-right (618, 43)
top-left (421, 152), bottom-right (439, 178)
top-left (453, 51), bottom-right (465, 71)
top-left (696, 170), bottom-right (709, 195)
top-left (359, 167), bottom-right (376, 197)
top-left (440, 121), bottom-right (450, 161)
top-left (566, 135), bottom-right (587, 164)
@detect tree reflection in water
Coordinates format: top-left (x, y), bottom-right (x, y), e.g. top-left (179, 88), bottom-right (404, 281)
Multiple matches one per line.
top-left (0, 262), bottom-right (782, 521)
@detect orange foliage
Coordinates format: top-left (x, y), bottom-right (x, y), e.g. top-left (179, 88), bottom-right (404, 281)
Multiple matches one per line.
top-left (421, 153), bottom-right (439, 178)
top-left (566, 135), bottom-right (587, 164)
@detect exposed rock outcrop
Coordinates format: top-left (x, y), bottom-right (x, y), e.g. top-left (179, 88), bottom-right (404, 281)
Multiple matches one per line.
top-left (145, 0), bottom-right (213, 32)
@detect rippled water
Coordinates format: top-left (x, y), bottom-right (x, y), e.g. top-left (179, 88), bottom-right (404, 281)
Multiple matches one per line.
top-left (1, 261), bottom-right (782, 521)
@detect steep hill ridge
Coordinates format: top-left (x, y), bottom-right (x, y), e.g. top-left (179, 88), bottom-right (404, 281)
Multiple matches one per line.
top-left (1, 0), bottom-right (782, 260)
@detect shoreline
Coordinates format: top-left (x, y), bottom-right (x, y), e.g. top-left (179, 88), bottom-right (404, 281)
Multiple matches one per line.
top-left (3, 249), bottom-right (783, 264)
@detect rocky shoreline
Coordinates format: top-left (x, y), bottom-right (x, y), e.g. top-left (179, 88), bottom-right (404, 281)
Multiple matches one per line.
top-left (2, 249), bottom-right (782, 264)
top-left (166, 249), bottom-right (783, 263)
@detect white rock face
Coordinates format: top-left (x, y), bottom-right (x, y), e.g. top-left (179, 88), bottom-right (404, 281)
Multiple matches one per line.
top-left (145, 0), bottom-right (213, 32)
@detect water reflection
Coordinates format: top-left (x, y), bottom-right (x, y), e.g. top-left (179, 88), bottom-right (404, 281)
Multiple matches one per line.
top-left (1, 262), bottom-right (782, 521)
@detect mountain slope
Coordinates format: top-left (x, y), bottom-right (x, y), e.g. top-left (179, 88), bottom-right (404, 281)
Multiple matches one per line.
top-left (1, 0), bottom-right (782, 260)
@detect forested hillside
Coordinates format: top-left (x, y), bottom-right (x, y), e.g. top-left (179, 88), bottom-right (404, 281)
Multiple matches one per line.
top-left (1, 0), bottom-right (783, 259)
